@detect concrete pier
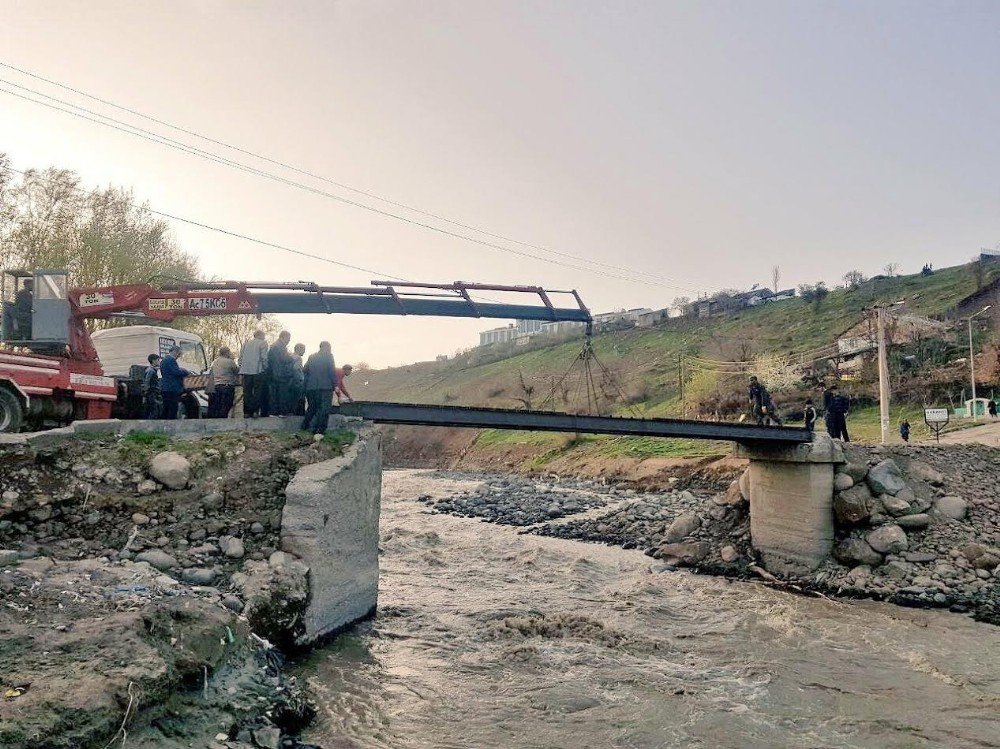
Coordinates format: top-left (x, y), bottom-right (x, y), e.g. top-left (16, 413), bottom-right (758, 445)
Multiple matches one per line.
top-left (736, 434), bottom-right (844, 575)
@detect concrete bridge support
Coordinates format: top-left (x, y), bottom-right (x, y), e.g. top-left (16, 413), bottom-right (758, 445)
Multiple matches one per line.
top-left (736, 434), bottom-right (844, 575)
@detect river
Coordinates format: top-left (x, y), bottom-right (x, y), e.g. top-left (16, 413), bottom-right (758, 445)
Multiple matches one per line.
top-left (296, 469), bottom-right (1000, 749)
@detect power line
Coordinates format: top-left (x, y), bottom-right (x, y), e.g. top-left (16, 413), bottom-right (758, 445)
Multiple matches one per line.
top-left (0, 73), bottom-right (704, 293)
top-left (0, 60), bottom-right (707, 292)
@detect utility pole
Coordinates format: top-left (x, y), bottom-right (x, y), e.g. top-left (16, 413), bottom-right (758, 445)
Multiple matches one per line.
top-left (876, 306), bottom-right (891, 444)
top-left (967, 305), bottom-right (992, 423)
top-left (678, 354), bottom-right (686, 418)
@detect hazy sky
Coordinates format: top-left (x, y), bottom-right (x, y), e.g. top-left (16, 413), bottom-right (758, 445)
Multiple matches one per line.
top-left (2, 1), bottom-right (997, 366)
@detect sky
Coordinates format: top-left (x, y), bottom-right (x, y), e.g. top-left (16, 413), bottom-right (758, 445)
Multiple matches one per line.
top-left (1, 0), bottom-right (998, 367)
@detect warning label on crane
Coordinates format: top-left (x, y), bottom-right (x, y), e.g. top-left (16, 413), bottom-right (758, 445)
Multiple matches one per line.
top-left (78, 291), bottom-right (115, 308)
top-left (148, 299), bottom-right (187, 311)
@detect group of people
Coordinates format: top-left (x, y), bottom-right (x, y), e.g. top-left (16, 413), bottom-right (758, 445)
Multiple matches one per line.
top-left (750, 377), bottom-right (851, 441)
top-left (139, 331), bottom-right (353, 434)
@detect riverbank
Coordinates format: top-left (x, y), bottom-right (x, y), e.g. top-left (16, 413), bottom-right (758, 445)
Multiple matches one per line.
top-left (298, 469), bottom-right (1000, 748)
top-left (412, 440), bottom-right (1000, 625)
top-left (0, 427), bottom-right (363, 748)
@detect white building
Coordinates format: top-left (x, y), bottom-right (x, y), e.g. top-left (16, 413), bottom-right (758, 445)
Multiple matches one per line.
top-left (479, 324), bottom-right (517, 347)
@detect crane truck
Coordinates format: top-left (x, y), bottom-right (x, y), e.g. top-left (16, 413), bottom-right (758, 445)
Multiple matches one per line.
top-left (0, 268), bottom-right (592, 432)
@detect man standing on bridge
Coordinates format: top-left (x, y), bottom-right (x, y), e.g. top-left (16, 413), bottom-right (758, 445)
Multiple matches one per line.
top-left (159, 346), bottom-right (190, 420)
top-left (302, 341), bottom-right (337, 435)
top-left (239, 330), bottom-right (268, 417)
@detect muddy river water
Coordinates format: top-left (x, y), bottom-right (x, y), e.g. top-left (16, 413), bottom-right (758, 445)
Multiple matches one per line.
top-left (296, 470), bottom-right (1000, 748)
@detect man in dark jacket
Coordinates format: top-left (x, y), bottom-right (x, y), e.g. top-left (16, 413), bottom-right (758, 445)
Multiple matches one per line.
top-left (13, 279), bottom-right (32, 340)
top-left (827, 389), bottom-right (850, 441)
top-left (804, 398), bottom-right (817, 432)
top-left (159, 346), bottom-right (190, 420)
top-left (301, 341), bottom-right (337, 435)
top-left (142, 354), bottom-right (162, 419)
top-left (267, 331), bottom-right (294, 416)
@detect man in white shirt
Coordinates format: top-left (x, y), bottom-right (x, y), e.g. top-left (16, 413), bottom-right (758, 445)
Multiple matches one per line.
top-left (238, 330), bottom-right (269, 417)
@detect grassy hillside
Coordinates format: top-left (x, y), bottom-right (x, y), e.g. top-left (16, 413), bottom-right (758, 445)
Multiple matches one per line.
top-left (358, 261), bottom-right (992, 463)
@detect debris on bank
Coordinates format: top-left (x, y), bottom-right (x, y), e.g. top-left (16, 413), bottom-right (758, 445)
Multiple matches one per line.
top-left (0, 429), bottom-right (354, 748)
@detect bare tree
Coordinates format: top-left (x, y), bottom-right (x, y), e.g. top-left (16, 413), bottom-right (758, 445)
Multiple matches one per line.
top-left (883, 262), bottom-right (900, 277)
top-left (843, 270), bottom-right (866, 289)
top-left (771, 265), bottom-right (781, 294)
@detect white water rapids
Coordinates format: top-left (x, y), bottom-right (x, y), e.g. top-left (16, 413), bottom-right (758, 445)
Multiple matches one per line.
top-left (296, 470), bottom-right (1000, 748)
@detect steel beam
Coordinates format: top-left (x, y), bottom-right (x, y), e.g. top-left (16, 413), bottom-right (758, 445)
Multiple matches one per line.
top-left (253, 293), bottom-right (592, 323)
top-left (337, 401), bottom-right (812, 444)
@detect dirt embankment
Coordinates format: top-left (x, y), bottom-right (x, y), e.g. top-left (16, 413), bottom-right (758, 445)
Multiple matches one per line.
top-left (0, 430), bottom-right (353, 749)
top-left (380, 424), bottom-right (742, 491)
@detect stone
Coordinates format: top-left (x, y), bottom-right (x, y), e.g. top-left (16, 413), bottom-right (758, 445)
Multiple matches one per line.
top-left (834, 484), bottom-right (873, 525)
top-left (201, 492), bottom-right (224, 510)
top-left (881, 495), bottom-right (911, 517)
top-left (895, 513), bottom-right (931, 529)
top-left (222, 595), bottom-right (244, 613)
top-left (0, 549), bottom-right (20, 566)
top-left (131, 512), bottom-right (150, 525)
top-left (181, 567), bottom-right (217, 585)
top-left (252, 727), bottom-right (281, 749)
top-left (833, 473), bottom-right (854, 491)
top-left (867, 524), bottom-right (908, 554)
top-left (219, 536), bottom-right (246, 559)
top-left (663, 511), bottom-right (701, 543)
top-left (866, 459), bottom-right (907, 496)
top-left (909, 461), bottom-right (945, 487)
top-left (653, 541), bottom-right (711, 565)
top-left (833, 538), bottom-right (884, 567)
top-left (149, 451), bottom-right (190, 489)
top-left (250, 521), bottom-right (265, 534)
top-left (904, 551), bottom-right (937, 563)
top-left (135, 549), bottom-right (179, 571)
top-left (935, 496), bottom-right (967, 521)
top-left (720, 545), bottom-right (739, 563)
top-left (738, 469), bottom-right (750, 501)
top-left (840, 462), bottom-right (869, 483)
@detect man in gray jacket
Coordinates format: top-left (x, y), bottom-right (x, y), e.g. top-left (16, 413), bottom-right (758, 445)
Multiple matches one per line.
top-left (239, 331), bottom-right (269, 417)
top-left (301, 341), bottom-right (337, 435)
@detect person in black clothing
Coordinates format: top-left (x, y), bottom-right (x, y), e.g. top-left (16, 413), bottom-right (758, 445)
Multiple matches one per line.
top-left (823, 384), bottom-right (837, 436)
top-left (141, 354), bottom-right (162, 419)
top-left (267, 331), bottom-right (294, 416)
top-left (827, 389), bottom-right (850, 441)
top-left (301, 341), bottom-right (337, 435)
top-left (13, 279), bottom-right (32, 341)
top-left (804, 398), bottom-right (817, 431)
top-left (989, 399), bottom-right (998, 420)
top-left (748, 376), bottom-right (782, 425)
top-left (899, 419), bottom-right (911, 442)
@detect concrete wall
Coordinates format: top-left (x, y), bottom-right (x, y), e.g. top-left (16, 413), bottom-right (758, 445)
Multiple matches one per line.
top-left (736, 434), bottom-right (843, 575)
top-left (281, 427), bottom-right (382, 644)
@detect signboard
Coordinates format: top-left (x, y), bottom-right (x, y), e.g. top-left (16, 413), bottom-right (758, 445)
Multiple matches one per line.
top-left (79, 291), bottom-right (115, 308)
top-left (923, 408), bottom-right (950, 443)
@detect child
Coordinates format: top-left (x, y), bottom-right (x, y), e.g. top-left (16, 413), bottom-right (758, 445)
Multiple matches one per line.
top-left (804, 398), bottom-right (817, 431)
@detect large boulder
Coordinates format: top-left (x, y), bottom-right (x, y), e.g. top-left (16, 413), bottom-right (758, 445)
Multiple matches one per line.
top-left (909, 461), bottom-right (945, 487)
top-left (833, 538), bottom-right (884, 567)
top-left (935, 496), bottom-right (968, 521)
top-left (652, 541), bottom-right (710, 565)
top-left (663, 511), bottom-right (702, 543)
top-left (866, 524), bottom-right (908, 554)
top-left (149, 451), bottom-right (190, 490)
top-left (833, 472), bottom-right (855, 491)
top-left (135, 549), bottom-right (179, 571)
top-left (840, 462), bottom-right (869, 483)
top-left (881, 494), bottom-right (912, 517)
top-left (866, 459), bottom-right (907, 496)
top-left (834, 484), bottom-right (873, 525)
top-left (738, 469), bottom-right (751, 501)
top-left (233, 556), bottom-right (310, 649)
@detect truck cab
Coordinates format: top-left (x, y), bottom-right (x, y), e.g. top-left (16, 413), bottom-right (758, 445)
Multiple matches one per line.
top-left (1, 269), bottom-right (71, 350)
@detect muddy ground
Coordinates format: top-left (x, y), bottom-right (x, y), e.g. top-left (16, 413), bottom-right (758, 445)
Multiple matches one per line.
top-left (0, 429), bottom-right (354, 749)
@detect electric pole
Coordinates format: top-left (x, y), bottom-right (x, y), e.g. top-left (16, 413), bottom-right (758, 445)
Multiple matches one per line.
top-left (876, 306), bottom-right (891, 444)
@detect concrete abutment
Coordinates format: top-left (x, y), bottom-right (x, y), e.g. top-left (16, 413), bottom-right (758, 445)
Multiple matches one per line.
top-left (735, 434), bottom-right (843, 575)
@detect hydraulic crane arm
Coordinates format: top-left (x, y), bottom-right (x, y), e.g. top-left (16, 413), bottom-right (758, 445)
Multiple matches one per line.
top-left (70, 279), bottom-right (593, 325)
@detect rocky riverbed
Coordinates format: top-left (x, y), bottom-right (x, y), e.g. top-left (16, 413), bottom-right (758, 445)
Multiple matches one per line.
top-left (426, 442), bottom-right (1000, 624)
top-left (0, 428), bottom-right (355, 748)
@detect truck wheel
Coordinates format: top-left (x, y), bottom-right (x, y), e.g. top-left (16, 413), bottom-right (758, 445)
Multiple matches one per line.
top-left (0, 388), bottom-right (24, 433)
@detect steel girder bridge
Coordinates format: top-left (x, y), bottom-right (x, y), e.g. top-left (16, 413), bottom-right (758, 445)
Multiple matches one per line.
top-left (338, 401), bottom-right (811, 446)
